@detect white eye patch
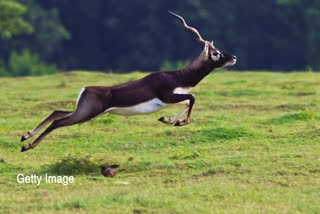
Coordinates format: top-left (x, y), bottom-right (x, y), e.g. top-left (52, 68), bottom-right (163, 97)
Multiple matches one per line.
top-left (210, 51), bottom-right (220, 61)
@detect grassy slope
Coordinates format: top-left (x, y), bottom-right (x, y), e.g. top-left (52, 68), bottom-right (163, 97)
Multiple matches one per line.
top-left (0, 71), bottom-right (319, 213)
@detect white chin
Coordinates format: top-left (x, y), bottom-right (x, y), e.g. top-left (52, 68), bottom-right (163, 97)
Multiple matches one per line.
top-left (224, 59), bottom-right (237, 67)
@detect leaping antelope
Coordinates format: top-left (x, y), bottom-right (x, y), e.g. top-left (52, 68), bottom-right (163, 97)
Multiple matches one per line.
top-left (20, 11), bottom-right (237, 152)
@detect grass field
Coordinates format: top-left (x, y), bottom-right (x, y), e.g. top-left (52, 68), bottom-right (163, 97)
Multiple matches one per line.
top-left (0, 71), bottom-right (320, 213)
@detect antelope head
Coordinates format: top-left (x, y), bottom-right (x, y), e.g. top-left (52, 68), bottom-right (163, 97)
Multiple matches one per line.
top-left (169, 11), bottom-right (237, 68)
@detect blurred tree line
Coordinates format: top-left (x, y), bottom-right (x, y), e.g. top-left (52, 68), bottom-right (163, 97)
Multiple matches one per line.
top-left (0, 0), bottom-right (319, 76)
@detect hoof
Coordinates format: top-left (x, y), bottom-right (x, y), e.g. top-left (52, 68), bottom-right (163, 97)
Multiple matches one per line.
top-left (21, 135), bottom-right (27, 142)
top-left (174, 119), bottom-right (188, 126)
top-left (21, 145), bottom-right (28, 152)
top-left (159, 117), bottom-right (174, 124)
top-left (174, 121), bottom-right (181, 126)
top-left (158, 117), bottom-right (166, 122)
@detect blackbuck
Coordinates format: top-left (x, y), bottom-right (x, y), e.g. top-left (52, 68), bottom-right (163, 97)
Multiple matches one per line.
top-left (20, 12), bottom-right (237, 152)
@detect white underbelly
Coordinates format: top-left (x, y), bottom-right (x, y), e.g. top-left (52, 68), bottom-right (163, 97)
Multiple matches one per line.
top-left (106, 98), bottom-right (170, 116)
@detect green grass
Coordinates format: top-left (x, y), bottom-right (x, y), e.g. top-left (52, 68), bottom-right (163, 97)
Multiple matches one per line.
top-left (0, 71), bottom-right (320, 213)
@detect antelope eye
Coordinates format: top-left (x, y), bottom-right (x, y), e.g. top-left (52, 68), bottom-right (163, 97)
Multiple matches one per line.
top-left (212, 52), bottom-right (219, 56)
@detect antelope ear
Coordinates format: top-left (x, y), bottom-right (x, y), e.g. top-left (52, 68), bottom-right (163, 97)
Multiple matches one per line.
top-left (204, 42), bottom-right (209, 57)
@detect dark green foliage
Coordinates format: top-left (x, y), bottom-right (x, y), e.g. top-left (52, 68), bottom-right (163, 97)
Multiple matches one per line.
top-left (19, 0), bottom-right (70, 60)
top-left (0, 0), bottom-right (68, 77)
top-left (0, 0), bottom-right (33, 39)
top-left (6, 49), bottom-right (57, 76)
top-left (1, 0), bottom-right (320, 73)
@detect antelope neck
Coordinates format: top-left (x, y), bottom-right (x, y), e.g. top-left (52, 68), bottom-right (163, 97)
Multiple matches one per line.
top-left (176, 57), bottom-right (214, 87)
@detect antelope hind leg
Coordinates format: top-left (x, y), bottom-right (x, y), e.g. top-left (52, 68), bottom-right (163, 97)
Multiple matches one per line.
top-left (21, 110), bottom-right (92, 152)
top-left (21, 87), bottom-right (110, 152)
top-left (21, 110), bottom-right (72, 142)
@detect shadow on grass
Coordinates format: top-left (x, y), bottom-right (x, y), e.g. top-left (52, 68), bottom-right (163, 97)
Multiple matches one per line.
top-left (41, 154), bottom-right (100, 176)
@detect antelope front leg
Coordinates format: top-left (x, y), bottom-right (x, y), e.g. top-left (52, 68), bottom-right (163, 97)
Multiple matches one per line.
top-left (158, 107), bottom-right (188, 124)
top-left (174, 95), bottom-right (195, 126)
top-left (159, 93), bottom-right (195, 126)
